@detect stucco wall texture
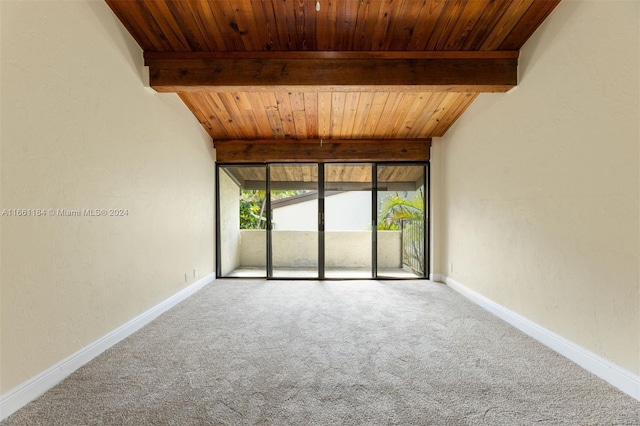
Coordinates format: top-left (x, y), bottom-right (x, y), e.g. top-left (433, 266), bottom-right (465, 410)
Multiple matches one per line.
top-left (1, 1), bottom-right (215, 393)
top-left (434, 0), bottom-right (639, 375)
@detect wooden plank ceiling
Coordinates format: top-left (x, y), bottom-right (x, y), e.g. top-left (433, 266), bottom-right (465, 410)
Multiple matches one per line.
top-left (105, 0), bottom-right (560, 158)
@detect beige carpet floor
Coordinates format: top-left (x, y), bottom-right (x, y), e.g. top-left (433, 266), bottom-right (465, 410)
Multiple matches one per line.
top-left (3, 279), bottom-right (639, 425)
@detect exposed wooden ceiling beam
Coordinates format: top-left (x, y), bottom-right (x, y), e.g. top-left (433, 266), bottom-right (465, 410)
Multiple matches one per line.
top-left (144, 51), bottom-right (519, 60)
top-left (214, 139), bottom-right (432, 163)
top-left (145, 52), bottom-right (517, 93)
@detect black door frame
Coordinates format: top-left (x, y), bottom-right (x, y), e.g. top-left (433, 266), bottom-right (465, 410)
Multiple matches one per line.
top-left (216, 161), bottom-right (430, 280)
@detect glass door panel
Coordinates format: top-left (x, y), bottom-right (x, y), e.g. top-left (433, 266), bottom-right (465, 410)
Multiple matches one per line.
top-left (376, 164), bottom-right (427, 278)
top-left (218, 165), bottom-right (267, 278)
top-left (269, 164), bottom-right (318, 278)
top-left (324, 163), bottom-right (373, 279)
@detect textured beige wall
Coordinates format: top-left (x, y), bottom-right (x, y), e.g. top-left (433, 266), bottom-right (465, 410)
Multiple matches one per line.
top-left (238, 230), bottom-right (267, 269)
top-left (436, 0), bottom-right (639, 374)
top-left (0, 1), bottom-right (215, 393)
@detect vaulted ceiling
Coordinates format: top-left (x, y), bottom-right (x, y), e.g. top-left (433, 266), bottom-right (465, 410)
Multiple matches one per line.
top-left (105, 0), bottom-right (560, 161)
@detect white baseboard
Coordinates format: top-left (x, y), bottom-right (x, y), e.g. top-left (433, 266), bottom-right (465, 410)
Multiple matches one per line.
top-left (0, 273), bottom-right (216, 421)
top-left (444, 276), bottom-right (640, 401)
top-left (429, 273), bottom-right (446, 283)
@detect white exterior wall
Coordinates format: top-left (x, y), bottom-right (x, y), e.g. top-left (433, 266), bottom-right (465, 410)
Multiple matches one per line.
top-left (219, 171), bottom-right (241, 276)
top-left (325, 192), bottom-right (372, 231)
top-left (273, 192), bottom-right (371, 231)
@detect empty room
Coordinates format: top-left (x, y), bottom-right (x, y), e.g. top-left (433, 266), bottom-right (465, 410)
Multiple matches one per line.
top-left (1, 0), bottom-right (638, 424)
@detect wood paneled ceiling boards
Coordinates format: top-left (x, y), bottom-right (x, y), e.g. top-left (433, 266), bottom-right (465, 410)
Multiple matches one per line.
top-left (105, 0), bottom-right (561, 162)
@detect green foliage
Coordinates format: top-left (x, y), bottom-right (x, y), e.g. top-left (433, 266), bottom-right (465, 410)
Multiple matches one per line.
top-left (377, 189), bottom-right (424, 230)
top-left (239, 190), bottom-right (266, 229)
top-left (239, 189), bottom-right (308, 229)
top-left (377, 189), bottom-right (425, 275)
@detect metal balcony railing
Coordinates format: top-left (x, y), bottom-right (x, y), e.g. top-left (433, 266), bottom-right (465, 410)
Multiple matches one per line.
top-left (401, 219), bottom-right (424, 275)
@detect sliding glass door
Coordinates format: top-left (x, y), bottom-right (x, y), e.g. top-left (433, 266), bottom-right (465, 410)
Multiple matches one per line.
top-left (324, 163), bottom-right (373, 279)
top-left (216, 162), bottom-right (428, 279)
top-left (269, 163), bottom-right (319, 278)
